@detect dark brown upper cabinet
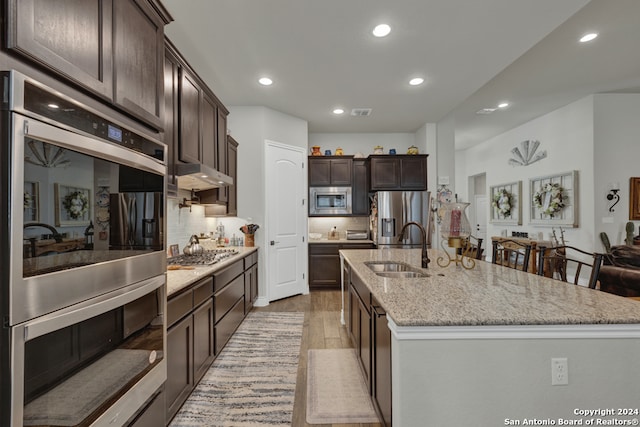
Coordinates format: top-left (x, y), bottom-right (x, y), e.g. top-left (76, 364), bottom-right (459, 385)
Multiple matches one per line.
top-left (308, 156), bottom-right (353, 187)
top-left (163, 42), bottom-right (181, 195)
top-left (226, 136), bottom-right (239, 216)
top-left (113, 0), bottom-right (167, 129)
top-left (201, 91), bottom-right (218, 170)
top-left (178, 68), bottom-right (202, 164)
top-left (369, 155), bottom-right (428, 191)
top-left (352, 158), bottom-right (370, 215)
top-left (6, 0), bottom-right (171, 130)
top-left (7, 0), bottom-right (114, 99)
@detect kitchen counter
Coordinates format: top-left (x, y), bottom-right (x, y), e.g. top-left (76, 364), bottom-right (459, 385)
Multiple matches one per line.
top-left (340, 248), bottom-right (640, 426)
top-left (340, 248), bottom-right (640, 326)
top-left (167, 247), bottom-right (258, 297)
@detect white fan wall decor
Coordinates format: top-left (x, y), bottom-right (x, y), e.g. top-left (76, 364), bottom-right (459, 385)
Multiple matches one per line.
top-left (508, 140), bottom-right (547, 166)
top-left (25, 140), bottom-right (70, 168)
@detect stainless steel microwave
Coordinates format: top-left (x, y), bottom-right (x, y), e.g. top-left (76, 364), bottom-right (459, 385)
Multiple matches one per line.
top-left (309, 187), bottom-right (352, 215)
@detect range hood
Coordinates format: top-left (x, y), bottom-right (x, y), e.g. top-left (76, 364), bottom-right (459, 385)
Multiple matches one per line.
top-left (176, 163), bottom-right (233, 191)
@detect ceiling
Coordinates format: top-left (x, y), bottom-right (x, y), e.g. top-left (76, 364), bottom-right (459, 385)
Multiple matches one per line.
top-left (163, 0), bottom-right (640, 150)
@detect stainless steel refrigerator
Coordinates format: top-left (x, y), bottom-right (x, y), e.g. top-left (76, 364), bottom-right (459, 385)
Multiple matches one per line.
top-left (110, 192), bottom-right (163, 250)
top-left (371, 191), bottom-right (432, 248)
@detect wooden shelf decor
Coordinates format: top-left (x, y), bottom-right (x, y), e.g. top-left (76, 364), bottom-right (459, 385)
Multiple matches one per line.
top-left (529, 170), bottom-right (578, 227)
top-left (489, 181), bottom-right (522, 225)
top-left (630, 177), bottom-right (640, 220)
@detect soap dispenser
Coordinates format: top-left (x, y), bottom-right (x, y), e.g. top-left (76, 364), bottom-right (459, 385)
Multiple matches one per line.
top-left (329, 226), bottom-right (338, 240)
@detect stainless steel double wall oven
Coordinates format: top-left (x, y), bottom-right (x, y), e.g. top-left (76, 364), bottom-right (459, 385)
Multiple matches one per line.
top-left (1, 71), bottom-right (167, 426)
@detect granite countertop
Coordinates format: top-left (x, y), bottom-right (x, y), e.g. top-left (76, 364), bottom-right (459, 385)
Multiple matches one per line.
top-left (166, 247), bottom-right (258, 297)
top-left (339, 248), bottom-right (640, 327)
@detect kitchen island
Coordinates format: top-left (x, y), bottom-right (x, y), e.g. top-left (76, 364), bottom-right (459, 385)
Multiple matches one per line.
top-left (340, 248), bottom-right (640, 427)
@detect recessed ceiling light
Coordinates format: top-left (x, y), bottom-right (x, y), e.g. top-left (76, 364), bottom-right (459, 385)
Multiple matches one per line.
top-left (579, 33), bottom-right (598, 43)
top-left (409, 77), bottom-right (424, 86)
top-left (258, 77), bottom-right (273, 86)
top-left (372, 24), bottom-right (391, 38)
top-left (498, 102), bottom-right (509, 109)
top-left (333, 108), bottom-right (345, 115)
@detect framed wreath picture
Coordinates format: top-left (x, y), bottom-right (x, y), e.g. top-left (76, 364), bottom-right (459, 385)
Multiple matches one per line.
top-left (55, 183), bottom-right (92, 227)
top-left (489, 181), bottom-right (522, 225)
top-left (529, 170), bottom-right (578, 227)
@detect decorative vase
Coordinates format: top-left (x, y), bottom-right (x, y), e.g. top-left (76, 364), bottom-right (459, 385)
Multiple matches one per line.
top-left (437, 202), bottom-right (475, 269)
top-left (310, 146), bottom-right (322, 156)
top-left (373, 145), bottom-right (384, 154)
top-left (407, 145), bottom-right (419, 155)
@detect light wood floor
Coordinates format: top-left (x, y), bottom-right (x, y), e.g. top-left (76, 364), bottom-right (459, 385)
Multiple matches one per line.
top-left (255, 290), bottom-right (382, 427)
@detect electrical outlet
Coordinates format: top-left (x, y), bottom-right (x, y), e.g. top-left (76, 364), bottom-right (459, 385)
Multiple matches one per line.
top-left (551, 357), bottom-right (569, 385)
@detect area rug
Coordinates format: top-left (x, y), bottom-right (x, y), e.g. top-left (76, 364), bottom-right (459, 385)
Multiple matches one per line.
top-left (306, 348), bottom-right (380, 424)
top-left (169, 311), bottom-right (304, 427)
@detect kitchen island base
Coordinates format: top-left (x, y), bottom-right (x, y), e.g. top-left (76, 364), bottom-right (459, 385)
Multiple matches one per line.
top-left (389, 321), bottom-right (640, 426)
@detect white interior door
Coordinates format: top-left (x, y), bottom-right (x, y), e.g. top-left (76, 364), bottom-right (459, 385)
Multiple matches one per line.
top-left (265, 141), bottom-right (308, 301)
top-left (474, 195), bottom-right (488, 242)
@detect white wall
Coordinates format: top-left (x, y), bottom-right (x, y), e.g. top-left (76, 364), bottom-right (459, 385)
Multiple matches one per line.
top-left (228, 106), bottom-right (308, 304)
top-left (308, 133), bottom-right (416, 157)
top-left (458, 96), bottom-right (596, 251)
top-left (166, 106), bottom-right (308, 303)
top-left (593, 94), bottom-right (640, 246)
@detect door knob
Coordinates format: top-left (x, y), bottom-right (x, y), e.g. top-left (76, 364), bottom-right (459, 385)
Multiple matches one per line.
top-left (270, 240), bottom-right (280, 246)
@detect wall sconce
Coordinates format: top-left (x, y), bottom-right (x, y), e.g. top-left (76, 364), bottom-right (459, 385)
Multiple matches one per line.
top-left (606, 188), bottom-right (620, 212)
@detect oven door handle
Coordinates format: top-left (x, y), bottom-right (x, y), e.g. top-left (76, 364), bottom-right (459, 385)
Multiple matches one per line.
top-left (128, 196), bottom-right (137, 246)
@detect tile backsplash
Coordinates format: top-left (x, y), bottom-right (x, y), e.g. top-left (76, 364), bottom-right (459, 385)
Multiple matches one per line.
top-left (166, 197), bottom-right (251, 253)
top-left (308, 216), bottom-right (369, 239)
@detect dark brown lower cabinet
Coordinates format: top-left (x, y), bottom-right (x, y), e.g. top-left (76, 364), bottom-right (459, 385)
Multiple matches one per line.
top-left (193, 299), bottom-right (215, 383)
top-left (244, 252), bottom-right (259, 313)
top-left (166, 313), bottom-right (192, 421)
top-left (348, 266), bottom-right (392, 426)
top-left (348, 268), bottom-right (372, 390)
top-left (165, 251), bottom-right (258, 425)
top-left (309, 243), bottom-right (375, 289)
top-left (309, 244), bottom-right (340, 289)
top-left (213, 274), bottom-right (245, 354)
top-left (372, 298), bottom-right (392, 427)
top-left (166, 277), bottom-right (213, 422)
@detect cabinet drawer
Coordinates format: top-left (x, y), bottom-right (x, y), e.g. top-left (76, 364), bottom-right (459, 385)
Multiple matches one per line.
top-left (193, 277), bottom-right (213, 307)
top-left (214, 275), bottom-right (245, 324)
top-left (244, 251), bottom-right (258, 268)
top-left (214, 298), bottom-right (244, 354)
top-left (309, 244), bottom-right (339, 255)
top-left (167, 289), bottom-right (192, 327)
top-left (213, 260), bottom-right (244, 292)
top-left (351, 270), bottom-right (371, 314)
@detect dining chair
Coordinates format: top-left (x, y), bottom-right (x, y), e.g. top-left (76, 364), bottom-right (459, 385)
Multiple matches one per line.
top-left (536, 245), bottom-right (604, 289)
top-left (459, 235), bottom-right (484, 260)
top-left (491, 239), bottom-right (532, 271)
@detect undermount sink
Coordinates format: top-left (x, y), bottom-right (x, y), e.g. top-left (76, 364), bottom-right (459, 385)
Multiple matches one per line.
top-left (365, 261), bottom-right (428, 278)
top-left (375, 271), bottom-right (427, 278)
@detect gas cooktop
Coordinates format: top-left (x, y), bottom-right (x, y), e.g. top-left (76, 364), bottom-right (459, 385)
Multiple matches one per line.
top-left (167, 248), bottom-right (239, 266)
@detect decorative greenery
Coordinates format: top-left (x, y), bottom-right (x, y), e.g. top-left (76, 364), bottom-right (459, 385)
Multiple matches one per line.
top-left (533, 183), bottom-right (565, 217)
top-left (492, 189), bottom-right (512, 218)
top-left (63, 191), bottom-right (89, 220)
